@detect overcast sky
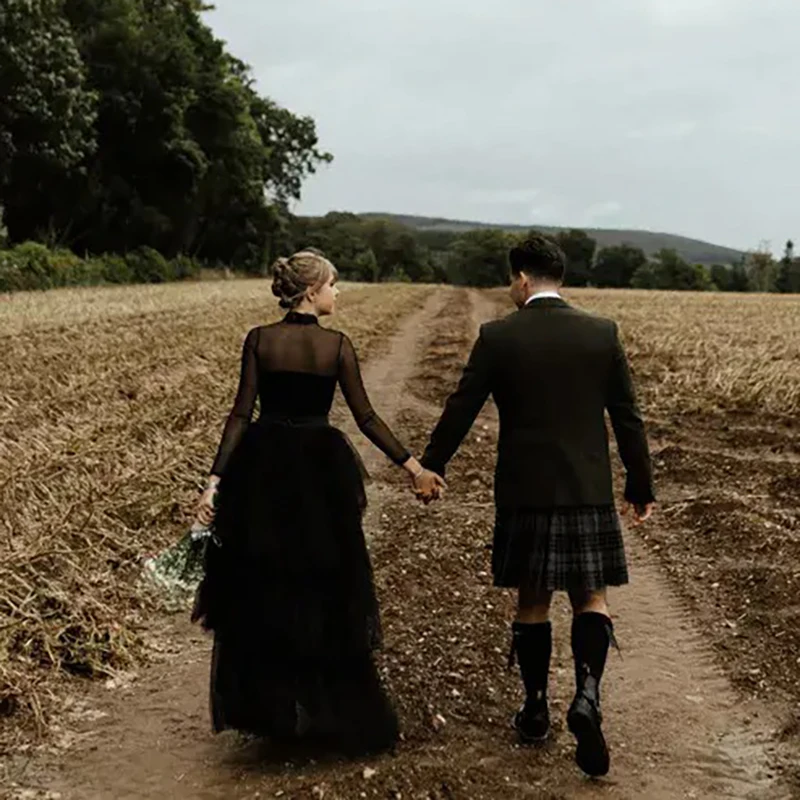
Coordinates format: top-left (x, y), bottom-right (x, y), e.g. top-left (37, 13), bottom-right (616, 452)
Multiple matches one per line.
top-left (206, 0), bottom-right (800, 252)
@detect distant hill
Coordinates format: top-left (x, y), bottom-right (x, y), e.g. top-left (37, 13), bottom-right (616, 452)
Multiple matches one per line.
top-left (360, 213), bottom-right (744, 266)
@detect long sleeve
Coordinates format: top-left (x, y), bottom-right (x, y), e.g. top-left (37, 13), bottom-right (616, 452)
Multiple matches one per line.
top-left (421, 326), bottom-right (492, 478)
top-left (338, 333), bottom-right (411, 465)
top-left (210, 327), bottom-right (260, 477)
top-left (606, 323), bottom-right (655, 504)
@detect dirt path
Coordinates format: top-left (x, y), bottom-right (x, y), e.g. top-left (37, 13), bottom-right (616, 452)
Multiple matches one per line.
top-left (334, 288), bottom-right (451, 539)
top-left (6, 288), bottom-right (795, 799)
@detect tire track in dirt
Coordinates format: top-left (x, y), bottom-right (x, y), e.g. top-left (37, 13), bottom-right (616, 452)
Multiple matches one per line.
top-left (7, 288), bottom-right (453, 800)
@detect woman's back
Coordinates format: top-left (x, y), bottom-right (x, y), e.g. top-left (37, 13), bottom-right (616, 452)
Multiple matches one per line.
top-left (254, 312), bottom-right (343, 418)
top-left (210, 311), bottom-right (409, 478)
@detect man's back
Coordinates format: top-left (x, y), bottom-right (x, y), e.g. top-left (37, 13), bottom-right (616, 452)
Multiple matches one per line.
top-left (422, 297), bottom-right (654, 510)
top-left (488, 299), bottom-right (615, 441)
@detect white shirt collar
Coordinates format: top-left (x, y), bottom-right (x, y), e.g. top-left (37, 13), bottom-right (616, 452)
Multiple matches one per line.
top-left (525, 290), bottom-right (562, 305)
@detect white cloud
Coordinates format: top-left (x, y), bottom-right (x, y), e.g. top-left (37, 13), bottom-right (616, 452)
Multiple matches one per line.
top-left (627, 121), bottom-right (698, 140)
top-left (582, 202), bottom-right (624, 225)
top-left (467, 188), bottom-right (542, 205)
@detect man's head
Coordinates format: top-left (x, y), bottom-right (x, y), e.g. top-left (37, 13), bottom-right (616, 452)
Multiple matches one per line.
top-left (508, 234), bottom-right (567, 308)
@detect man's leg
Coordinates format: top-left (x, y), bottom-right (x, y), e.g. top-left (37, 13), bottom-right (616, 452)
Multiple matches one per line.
top-left (517, 586), bottom-right (553, 623)
top-left (567, 588), bottom-right (613, 776)
top-left (569, 588), bottom-right (608, 616)
top-left (511, 588), bottom-right (553, 742)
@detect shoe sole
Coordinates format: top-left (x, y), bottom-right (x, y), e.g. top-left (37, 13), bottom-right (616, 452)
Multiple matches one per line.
top-left (516, 726), bottom-right (550, 745)
top-left (512, 715), bottom-right (550, 745)
top-left (567, 698), bottom-right (610, 777)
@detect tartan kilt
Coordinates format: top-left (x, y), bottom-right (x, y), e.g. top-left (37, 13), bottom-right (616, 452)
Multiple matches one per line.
top-left (492, 505), bottom-right (628, 591)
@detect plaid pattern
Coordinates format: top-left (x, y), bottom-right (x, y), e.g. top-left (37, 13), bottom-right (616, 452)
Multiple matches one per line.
top-left (492, 506), bottom-right (628, 591)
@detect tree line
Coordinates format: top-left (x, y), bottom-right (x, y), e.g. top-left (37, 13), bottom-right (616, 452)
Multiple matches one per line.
top-left (291, 213), bottom-right (800, 294)
top-left (5, 204), bottom-right (800, 294)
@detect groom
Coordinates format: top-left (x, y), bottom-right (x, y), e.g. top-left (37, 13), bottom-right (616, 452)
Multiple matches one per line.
top-left (416, 234), bottom-right (655, 777)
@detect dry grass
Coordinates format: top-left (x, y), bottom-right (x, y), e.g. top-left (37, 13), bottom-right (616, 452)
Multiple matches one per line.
top-left (0, 277), bottom-right (379, 337)
top-left (0, 279), bottom-right (432, 746)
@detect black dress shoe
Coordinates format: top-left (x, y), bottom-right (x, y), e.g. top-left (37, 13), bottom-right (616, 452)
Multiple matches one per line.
top-left (513, 698), bottom-right (550, 744)
top-left (566, 675), bottom-right (609, 777)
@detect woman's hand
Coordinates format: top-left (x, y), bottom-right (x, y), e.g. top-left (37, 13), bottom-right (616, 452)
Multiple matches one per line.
top-left (414, 469), bottom-right (447, 504)
top-left (402, 456), bottom-right (446, 504)
top-left (195, 476), bottom-right (220, 527)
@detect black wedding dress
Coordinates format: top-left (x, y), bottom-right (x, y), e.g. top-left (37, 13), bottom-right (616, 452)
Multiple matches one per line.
top-left (192, 311), bottom-right (410, 755)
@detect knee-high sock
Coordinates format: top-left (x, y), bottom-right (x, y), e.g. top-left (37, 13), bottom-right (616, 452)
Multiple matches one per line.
top-left (571, 611), bottom-right (612, 690)
top-left (511, 620), bottom-right (552, 704)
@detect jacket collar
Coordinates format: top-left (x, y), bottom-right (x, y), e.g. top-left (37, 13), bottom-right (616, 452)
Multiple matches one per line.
top-left (520, 297), bottom-right (570, 310)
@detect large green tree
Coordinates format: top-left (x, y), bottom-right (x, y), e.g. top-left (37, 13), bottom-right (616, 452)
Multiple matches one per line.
top-left (293, 212), bottom-right (374, 280)
top-left (593, 244), bottom-right (647, 288)
top-left (1, 0), bottom-right (330, 269)
top-left (553, 229), bottom-right (596, 287)
top-left (745, 248), bottom-right (777, 293)
top-left (0, 0), bottom-right (97, 243)
top-left (361, 218), bottom-right (433, 282)
top-left (631, 249), bottom-right (713, 291)
top-left (710, 264), bottom-right (733, 291)
top-left (446, 228), bottom-right (511, 287)
top-left (775, 240), bottom-right (800, 294)
top-left (729, 260), bottom-right (751, 292)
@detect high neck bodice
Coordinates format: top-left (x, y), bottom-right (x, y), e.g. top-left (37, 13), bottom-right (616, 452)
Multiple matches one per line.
top-left (283, 311), bottom-right (319, 325)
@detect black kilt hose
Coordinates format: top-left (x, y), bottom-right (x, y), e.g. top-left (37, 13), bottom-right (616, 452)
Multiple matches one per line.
top-left (421, 298), bottom-right (654, 594)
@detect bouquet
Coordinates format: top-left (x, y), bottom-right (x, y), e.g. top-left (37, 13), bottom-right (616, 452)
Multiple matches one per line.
top-left (143, 520), bottom-right (221, 603)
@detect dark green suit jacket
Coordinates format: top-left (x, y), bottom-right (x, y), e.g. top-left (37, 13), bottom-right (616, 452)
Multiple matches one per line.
top-left (421, 298), bottom-right (655, 510)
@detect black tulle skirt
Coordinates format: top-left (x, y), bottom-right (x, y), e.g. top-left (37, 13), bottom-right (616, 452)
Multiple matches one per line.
top-left (192, 419), bottom-right (399, 755)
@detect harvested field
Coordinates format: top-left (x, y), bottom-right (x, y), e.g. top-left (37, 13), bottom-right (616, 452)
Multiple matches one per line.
top-left (1, 282), bottom-right (799, 799)
top-left (0, 279), bottom-right (433, 746)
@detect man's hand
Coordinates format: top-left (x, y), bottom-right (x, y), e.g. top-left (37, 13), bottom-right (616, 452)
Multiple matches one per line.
top-left (413, 469), bottom-right (447, 505)
top-left (621, 501), bottom-right (655, 525)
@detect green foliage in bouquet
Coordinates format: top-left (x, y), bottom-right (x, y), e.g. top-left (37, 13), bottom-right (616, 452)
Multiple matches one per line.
top-left (142, 522), bottom-right (220, 608)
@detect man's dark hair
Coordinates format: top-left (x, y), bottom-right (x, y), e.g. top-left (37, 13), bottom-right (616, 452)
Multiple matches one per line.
top-left (509, 234), bottom-right (567, 282)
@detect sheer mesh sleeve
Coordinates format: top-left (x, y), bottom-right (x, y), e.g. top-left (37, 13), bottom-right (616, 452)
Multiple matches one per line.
top-left (210, 327), bottom-right (260, 477)
top-left (338, 334), bottom-right (411, 466)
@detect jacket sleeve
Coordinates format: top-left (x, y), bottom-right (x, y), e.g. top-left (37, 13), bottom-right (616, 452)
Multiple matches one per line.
top-left (421, 326), bottom-right (493, 477)
top-left (605, 322), bottom-right (655, 505)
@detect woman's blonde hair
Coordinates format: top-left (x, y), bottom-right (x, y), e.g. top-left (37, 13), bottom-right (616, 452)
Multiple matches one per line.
top-left (270, 249), bottom-right (337, 309)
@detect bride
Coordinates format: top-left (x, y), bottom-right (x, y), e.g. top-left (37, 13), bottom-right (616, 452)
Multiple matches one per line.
top-left (192, 249), bottom-right (443, 755)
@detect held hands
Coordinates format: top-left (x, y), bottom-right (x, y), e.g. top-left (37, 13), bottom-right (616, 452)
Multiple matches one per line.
top-left (413, 468), bottom-right (447, 505)
top-left (402, 456), bottom-right (446, 504)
